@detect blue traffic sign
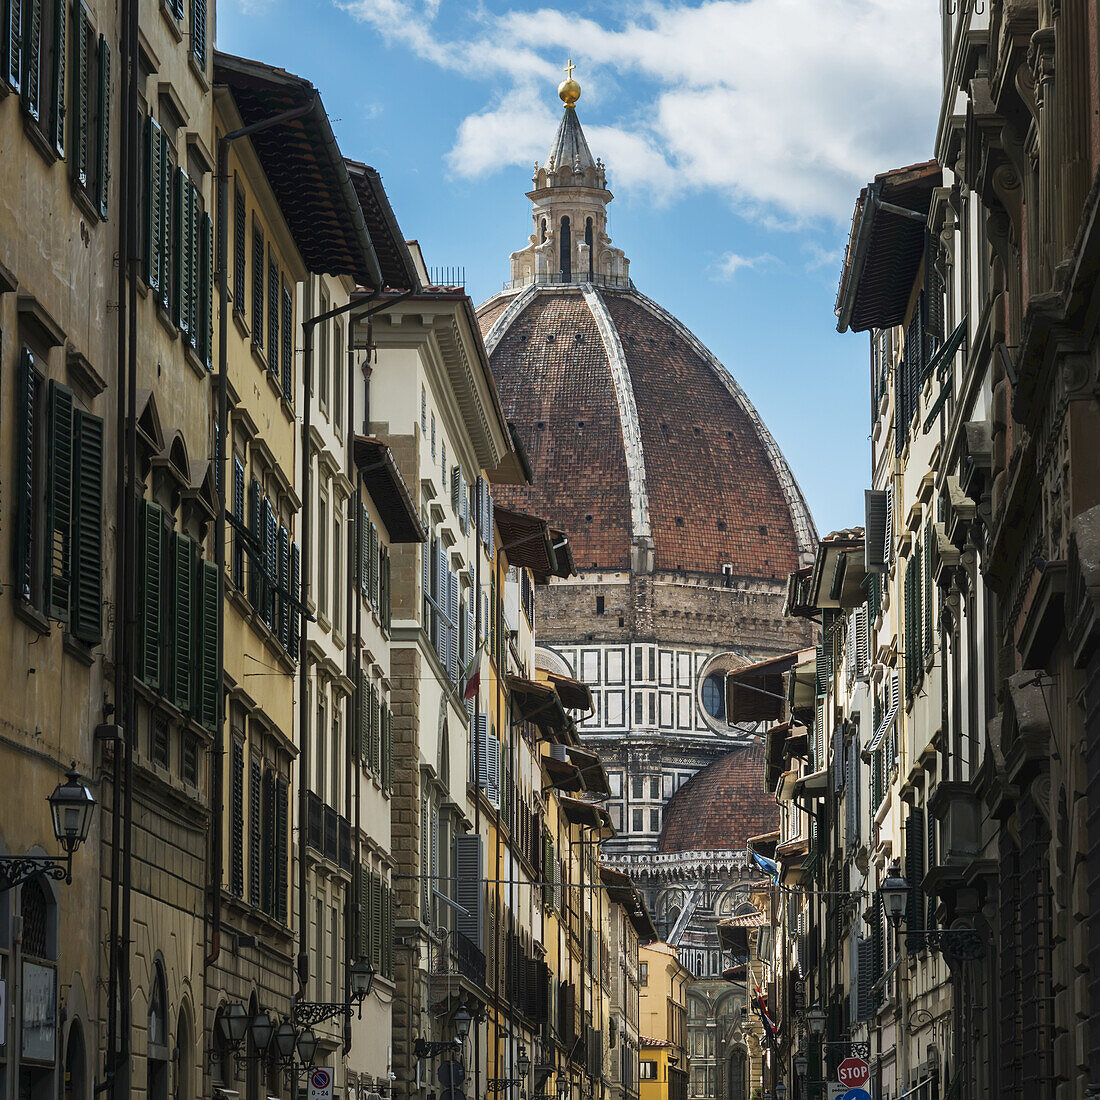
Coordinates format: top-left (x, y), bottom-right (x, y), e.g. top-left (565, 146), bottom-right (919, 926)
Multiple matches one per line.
top-left (842, 1090), bottom-right (873, 1100)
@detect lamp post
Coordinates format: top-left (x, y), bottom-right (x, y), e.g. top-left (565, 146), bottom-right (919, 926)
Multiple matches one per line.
top-left (793, 1050), bottom-right (807, 1100)
top-left (293, 957), bottom-right (377, 1026)
top-left (0, 765), bottom-right (96, 891)
top-left (414, 1002), bottom-right (473, 1059)
top-left (879, 862), bottom-right (984, 961)
top-left (805, 1005), bottom-right (826, 1098)
top-left (488, 1045), bottom-right (532, 1094)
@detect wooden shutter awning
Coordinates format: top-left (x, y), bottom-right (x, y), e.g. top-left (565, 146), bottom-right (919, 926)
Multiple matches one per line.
top-left (559, 796), bottom-right (612, 831)
top-left (214, 52), bottom-right (383, 289)
top-left (725, 649), bottom-right (813, 724)
top-left (495, 505), bottom-right (574, 580)
top-left (507, 675), bottom-right (575, 742)
top-left (599, 864), bottom-right (656, 943)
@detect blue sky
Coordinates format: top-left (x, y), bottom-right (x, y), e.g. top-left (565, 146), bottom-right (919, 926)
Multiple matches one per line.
top-left (218, 0), bottom-right (941, 536)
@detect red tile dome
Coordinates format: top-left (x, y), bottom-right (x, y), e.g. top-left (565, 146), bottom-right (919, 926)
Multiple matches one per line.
top-left (477, 283), bottom-right (815, 578)
top-left (657, 742), bottom-right (777, 853)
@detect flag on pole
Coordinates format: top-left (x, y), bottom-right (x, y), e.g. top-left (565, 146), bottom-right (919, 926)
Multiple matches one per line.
top-left (461, 641), bottom-right (486, 701)
top-left (751, 850), bottom-right (780, 884)
top-left (753, 984), bottom-right (777, 1045)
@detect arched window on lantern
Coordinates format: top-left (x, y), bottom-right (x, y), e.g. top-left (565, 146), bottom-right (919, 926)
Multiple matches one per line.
top-left (560, 216), bottom-right (571, 282)
top-left (585, 218), bottom-right (594, 280)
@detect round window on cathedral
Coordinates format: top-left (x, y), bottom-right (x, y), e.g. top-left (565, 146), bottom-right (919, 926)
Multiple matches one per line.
top-left (701, 673), bottom-right (725, 720)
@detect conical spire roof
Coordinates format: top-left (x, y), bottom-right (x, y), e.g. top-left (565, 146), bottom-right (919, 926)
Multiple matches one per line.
top-left (547, 106), bottom-right (596, 173)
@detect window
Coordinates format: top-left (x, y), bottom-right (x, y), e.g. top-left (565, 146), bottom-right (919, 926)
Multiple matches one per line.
top-left (631, 775), bottom-right (643, 800)
top-left (640, 1062), bottom-right (657, 1081)
top-left (333, 319), bottom-right (344, 433)
top-left (649, 777), bottom-right (659, 799)
top-left (317, 494), bottom-right (328, 619)
top-left (318, 289), bottom-right (329, 410)
top-left (189, 0), bottom-right (207, 70)
top-left (421, 386), bottom-right (427, 432)
top-left (180, 731), bottom-right (198, 786)
top-left (150, 712), bottom-right (170, 768)
top-left (632, 809), bottom-right (642, 832)
top-left (634, 693), bottom-right (643, 723)
top-left (702, 673), bottom-right (725, 719)
top-left (430, 412), bottom-right (436, 460)
top-left (650, 809), bottom-right (660, 832)
top-left (12, 350), bottom-right (104, 640)
top-left (333, 505), bottom-right (343, 636)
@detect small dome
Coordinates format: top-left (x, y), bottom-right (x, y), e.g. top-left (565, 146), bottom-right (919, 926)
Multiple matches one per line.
top-left (658, 742), bottom-right (777, 853)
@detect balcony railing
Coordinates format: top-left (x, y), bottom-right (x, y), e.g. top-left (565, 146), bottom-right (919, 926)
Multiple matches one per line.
top-left (502, 271), bottom-right (634, 292)
top-left (431, 929), bottom-right (486, 988)
top-left (305, 791), bottom-right (352, 871)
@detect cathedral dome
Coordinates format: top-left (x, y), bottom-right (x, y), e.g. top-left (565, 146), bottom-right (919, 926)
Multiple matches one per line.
top-left (476, 94), bottom-right (814, 580)
top-left (657, 742), bottom-right (777, 853)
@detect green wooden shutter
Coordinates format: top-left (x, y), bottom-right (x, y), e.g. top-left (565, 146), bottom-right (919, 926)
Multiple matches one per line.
top-left (923, 521), bottom-right (934, 659)
top-left (251, 222), bottom-right (264, 348)
top-left (15, 349), bottom-right (39, 604)
top-left (275, 775), bottom-right (288, 923)
top-left (248, 758), bottom-right (262, 907)
top-left (371, 873), bottom-right (383, 970)
top-left (200, 210), bottom-right (213, 369)
top-left (229, 739), bottom-right (244, 895)
top-left (46, 380), bottom-right (74, 621)
top-left (384, 883), bottom-right (394, 977)
top-left (247, 478), bottom-right (261, 606)
top-left (190, 0), bottom-right (206, 69)
top-left (289, 542), bottom-right (300, 658)
top-left (171, 166), bottom-right (184, 327)
top-left (233, 184), bottom-right (246, 307)
top-left (145, 116), bottom-right (162, 289)
top-left (23, 0), bottom-right (42, 121)
top-left (179, 173), bottom-right (193, 339)
top-left (140, 500), bottom-right (164, 686)
top-left (157, 130), bottom-right (171, 305)
top-left (3, 0), bottom-right (23, 91)
top-left (267, 254), bottom-right (279, 367)
top-left (172, 533), bottom-right (194, 712)
top-left (50, 0), bottom-right (65, 155)
top-left (70, 3), bottom-right (86, 185)
top-left (358, 866), bottom-right (370, 959)
top-left (71, 409), bottom-right (103, 644)
top-left (95, 33), bottom-right (109, 217)
top-left (197, 558), bottom-right (219, 729)
top-left (370, 683), bottom-right (380, 772)
top-left (281, 278), bottom-right (292, 401)
top-left (358, 670), bottom-right (368, 764)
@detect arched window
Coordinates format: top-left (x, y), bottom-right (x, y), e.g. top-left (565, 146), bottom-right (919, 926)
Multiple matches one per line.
top-left (174, 1009), bottom-right (191, 1100)
top-left (20, 876), bottom-right (59, 1100)
top-left (540, 218), bottom-right (547, 242)
top-left (64, 1020), bottom-right (87, 1100)
top-left (585, 218), bottom-right (594, 280)
top-left (729, 1049), bottom-right (747, 1100)
top-left (147, 965), bottom-right (169, 1100)
top-left (559, 216), bottom-right (571, 282)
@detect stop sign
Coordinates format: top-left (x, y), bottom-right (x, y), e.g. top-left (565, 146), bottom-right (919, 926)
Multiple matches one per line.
top-left (837, 1057), bottom-right (870, 1088)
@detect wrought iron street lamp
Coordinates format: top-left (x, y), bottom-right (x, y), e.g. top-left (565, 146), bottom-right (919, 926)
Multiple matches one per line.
top-left (488, 1046), bottom-right (532, 1094)
top-left (414, 1003), bottom-right (473, 1059)
top-left (806, 1005), bottom-right (826, 1039)
top-left (293, 957), bottom-right (377, 1027)
top-left (0, 765), bottom-right (96, 891)
top-left (879, 862), bottom-right (985, 961)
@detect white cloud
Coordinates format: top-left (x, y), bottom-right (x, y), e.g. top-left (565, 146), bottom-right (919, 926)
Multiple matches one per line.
top-left (712, 252), bottom-right (778, 279)
top-left (802, 243), bottom-right (845, 273)
top-left (339, 0), bottom-right (939, 224)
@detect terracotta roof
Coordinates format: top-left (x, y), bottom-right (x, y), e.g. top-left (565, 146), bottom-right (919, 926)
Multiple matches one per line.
top-left (344, 160), bottom-right (421, 291)
top-left (478, 285), bottom-right (814, 576)
top-left (657, 741), bottom-right (778, 853)
top-left (836, 160), bottom-right (942, 334)
top-left (214, 53), bottom-right (381, 288)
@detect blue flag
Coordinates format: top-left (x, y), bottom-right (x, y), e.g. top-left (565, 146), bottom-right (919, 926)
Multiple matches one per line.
top-left (751, 850), bottom-right (779, 884)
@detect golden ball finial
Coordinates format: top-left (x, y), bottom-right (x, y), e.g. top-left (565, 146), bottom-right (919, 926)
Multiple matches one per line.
top-left (558, 58), bottom-right (580, 107)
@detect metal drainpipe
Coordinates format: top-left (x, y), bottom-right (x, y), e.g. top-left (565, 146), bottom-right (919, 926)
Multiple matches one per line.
top-left (209, 93), bottom-right (319, 972)
top-left (104, 0), bottom-right (135, 1090)
top-left (343, 320), bottom-right (356, 1058)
